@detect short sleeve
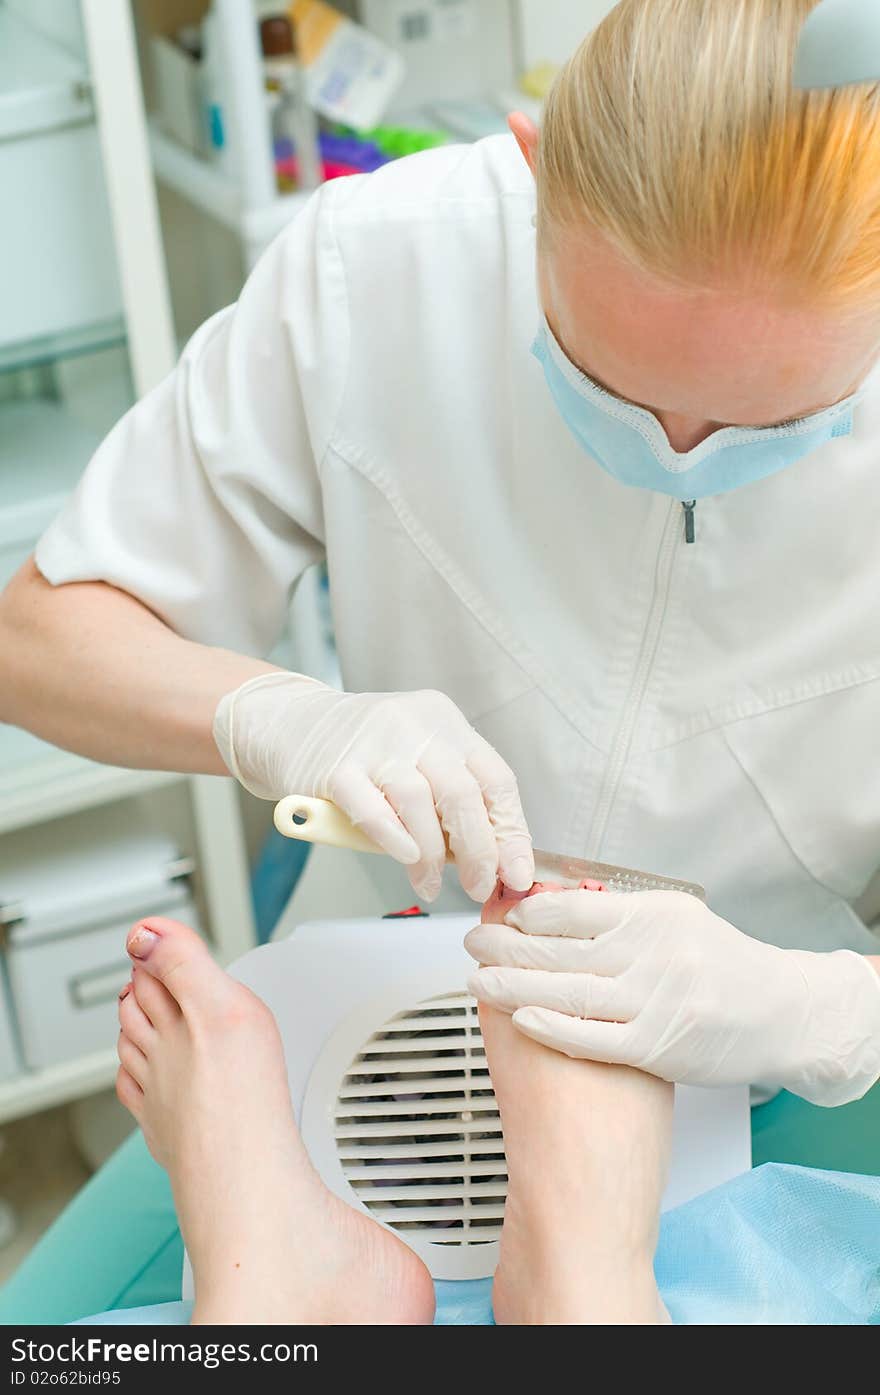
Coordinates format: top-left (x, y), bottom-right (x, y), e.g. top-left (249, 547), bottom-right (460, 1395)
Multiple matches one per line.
top-left (35, 183), bottom-right (350, 657)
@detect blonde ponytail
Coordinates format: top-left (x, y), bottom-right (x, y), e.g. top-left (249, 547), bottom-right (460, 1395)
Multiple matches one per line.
top-left (538, 0), bottom-right (880, 308)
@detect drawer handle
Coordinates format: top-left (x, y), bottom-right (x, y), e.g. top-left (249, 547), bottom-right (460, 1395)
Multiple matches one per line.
top-left (167, 856), bottom-right (195, 881)
top-left (70, 961), bottom-right (131, 1010)
top-left (0, 903), bottom-right (25, 948)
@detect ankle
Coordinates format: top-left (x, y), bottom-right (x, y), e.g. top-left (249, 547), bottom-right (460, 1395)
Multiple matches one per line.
top-left (529, 1271), bottom-right (667, 1325)
top-left (503, 1181), bottom-right (660, 1272)
top-left (495, 1243), bottom-right (663, 1325)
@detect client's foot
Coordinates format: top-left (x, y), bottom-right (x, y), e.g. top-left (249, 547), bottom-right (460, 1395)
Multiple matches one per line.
top-left (479, 883), bottom-right (673, 1325)
top-left (116, 918), bottom-right (435, 1326)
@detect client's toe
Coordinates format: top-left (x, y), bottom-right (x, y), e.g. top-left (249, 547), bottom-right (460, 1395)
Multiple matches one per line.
top-left (125, 916), bottom-right (231, 1014)
top-left (118, 979), bottom-right (156, 1052)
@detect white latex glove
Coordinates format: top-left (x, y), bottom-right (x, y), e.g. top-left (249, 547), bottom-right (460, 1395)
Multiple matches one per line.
top-left (466, 889), bottom-right (880, 1106)
top-left (214, 672), bottom-right (533, 903)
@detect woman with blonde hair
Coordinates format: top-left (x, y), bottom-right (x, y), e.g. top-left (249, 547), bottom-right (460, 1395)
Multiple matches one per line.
top-left (3, 0), bottom-right (880, 1324)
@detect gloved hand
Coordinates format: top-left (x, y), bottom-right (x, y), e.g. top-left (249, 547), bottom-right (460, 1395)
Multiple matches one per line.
top-left (465, 888), bottom-right (880, 1106)
top-left (214, 672), bottom-right (533, 903)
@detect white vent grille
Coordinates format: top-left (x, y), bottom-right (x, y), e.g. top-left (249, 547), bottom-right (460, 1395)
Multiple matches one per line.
top-left (334, 993), bottom-right (507, 1248)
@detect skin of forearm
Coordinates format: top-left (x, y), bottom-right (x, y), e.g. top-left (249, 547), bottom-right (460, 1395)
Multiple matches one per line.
top-left (0, 558), bottom-right (279, 774)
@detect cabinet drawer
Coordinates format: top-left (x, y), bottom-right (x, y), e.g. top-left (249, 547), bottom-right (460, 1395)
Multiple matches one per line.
top-left (7, 884), bottom-right (198, 1071)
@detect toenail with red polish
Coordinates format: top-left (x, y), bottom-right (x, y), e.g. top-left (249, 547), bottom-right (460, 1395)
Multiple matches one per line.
top-left (127, 926), bottom-right (158, 959)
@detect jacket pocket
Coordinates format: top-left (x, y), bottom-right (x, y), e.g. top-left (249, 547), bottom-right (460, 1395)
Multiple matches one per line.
top-left (722, 678), bottom-right (880, 902)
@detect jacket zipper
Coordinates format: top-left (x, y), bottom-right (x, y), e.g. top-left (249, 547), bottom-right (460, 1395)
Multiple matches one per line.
top-left (682, 500), bottom-right (696, 544)
top-left (585, 498), bottom-right (681, 859)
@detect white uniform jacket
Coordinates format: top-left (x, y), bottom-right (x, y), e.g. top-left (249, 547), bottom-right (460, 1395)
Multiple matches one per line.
top-left (37, 137), bottom-right (880, 954)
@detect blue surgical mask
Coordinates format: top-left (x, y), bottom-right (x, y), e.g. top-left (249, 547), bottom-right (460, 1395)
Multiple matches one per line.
top-left (532, 317), bottom-right (860, 503)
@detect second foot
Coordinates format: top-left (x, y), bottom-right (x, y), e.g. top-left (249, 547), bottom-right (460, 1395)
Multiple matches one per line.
top-left (116, 917), bottom-right (435, 1326)
top-left (478, 884), bottom-right (672, 1325)
top-left (486, 1007), bottom-right (672, 1325)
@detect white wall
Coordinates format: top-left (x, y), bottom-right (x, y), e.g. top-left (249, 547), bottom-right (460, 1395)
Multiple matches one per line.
top-left (516, 0), bottom-right (618, 67)
top-left (360, 0), bottom-right (517, 109)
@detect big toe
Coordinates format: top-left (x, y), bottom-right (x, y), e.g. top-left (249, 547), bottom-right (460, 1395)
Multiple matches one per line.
top-left (481, 879), bottom-right (531, 925)
top-left (126, 916), bottom-right (229, 1012)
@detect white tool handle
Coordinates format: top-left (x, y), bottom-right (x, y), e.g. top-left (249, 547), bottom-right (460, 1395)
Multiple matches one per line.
top-left (273, 795), bottom-right (386, 854)
top-left (273, 794), bottom-right (457, 860)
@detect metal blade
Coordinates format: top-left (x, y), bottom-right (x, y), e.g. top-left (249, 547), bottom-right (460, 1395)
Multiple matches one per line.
top-left (532, 849), bottom-right (705, 901)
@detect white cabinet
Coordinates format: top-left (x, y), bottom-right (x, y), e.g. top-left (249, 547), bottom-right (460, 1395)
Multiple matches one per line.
top-left (3, 806), bottom-right (200, 1071)
top-left (0, 8), bottom-right (123, 350)
top-left (0, 0), bottom-right (256, 1125)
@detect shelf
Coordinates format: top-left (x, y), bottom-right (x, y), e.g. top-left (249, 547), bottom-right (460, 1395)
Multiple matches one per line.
top-left (0, 317), bottom-right (127, 378)
top-left (149, 120), bottom-right (309, 262)
top-left (0, 399), bottom-right (100, 549)
top-left (0, 6), bottom-right (92, 144)
top-left (0, 1047), bottom-right (118, 1126)
top-left (0, 733), bottom-right (185, 839)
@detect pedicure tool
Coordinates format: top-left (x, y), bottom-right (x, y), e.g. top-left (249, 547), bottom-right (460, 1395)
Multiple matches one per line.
top-left (273, 795), bottom-right (706, 900)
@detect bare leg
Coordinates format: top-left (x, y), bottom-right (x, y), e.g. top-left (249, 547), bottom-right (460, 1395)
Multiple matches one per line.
top-left (479, 884), bottom-right (673, 1325)
top-left (116, 918), bottom-right (435, 1326)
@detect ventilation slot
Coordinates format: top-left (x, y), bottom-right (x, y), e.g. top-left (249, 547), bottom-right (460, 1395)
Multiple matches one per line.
top-left (335, 993), bottom-right (507, 1247)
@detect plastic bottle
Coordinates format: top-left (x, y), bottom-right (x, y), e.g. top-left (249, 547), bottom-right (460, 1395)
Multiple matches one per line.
top-left (260, 14), bottom-right (322, 191)
top-left (200, 10), bottom-right (230, 170)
